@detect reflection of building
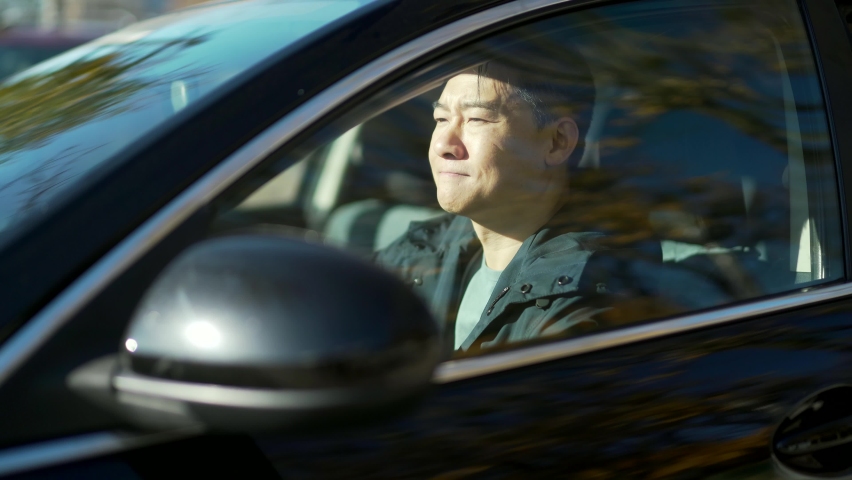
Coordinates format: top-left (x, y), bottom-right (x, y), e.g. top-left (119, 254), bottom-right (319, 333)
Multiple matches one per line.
top-left (0, 0), bottom-right (211, 80)
top-left (0, 0), bottom-right (212, 31)
top-left (170, 0), bottom-right (209, 8)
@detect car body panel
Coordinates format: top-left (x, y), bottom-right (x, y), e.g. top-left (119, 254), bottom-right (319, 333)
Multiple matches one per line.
top-left (10, 294), bottom-right (852, 478)
top-left (251, 295), bottom-right (852, 478)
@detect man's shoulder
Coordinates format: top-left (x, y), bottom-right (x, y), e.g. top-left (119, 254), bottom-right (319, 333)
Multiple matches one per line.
top-left (524, 229), bottom-right (605, 265)
top-left (391, 212), bottom-right (465, 246)
top-left (518, 231), bottom-right (663, 299)
top-left (374, 213), bottom-right (472, 263)
top-left (549, 230), bottom-right (606, 251)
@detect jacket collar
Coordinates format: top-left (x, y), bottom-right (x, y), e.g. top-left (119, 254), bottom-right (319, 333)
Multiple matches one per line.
top-left (455, 207), bottom-right (603, 350)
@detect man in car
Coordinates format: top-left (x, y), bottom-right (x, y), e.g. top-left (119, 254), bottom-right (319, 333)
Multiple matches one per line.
top-left (375, 55), bottom-right (604, 356)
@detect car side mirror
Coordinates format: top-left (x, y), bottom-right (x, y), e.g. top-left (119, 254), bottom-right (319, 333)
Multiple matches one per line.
top-left (69, 234), bottom-right (440, 432)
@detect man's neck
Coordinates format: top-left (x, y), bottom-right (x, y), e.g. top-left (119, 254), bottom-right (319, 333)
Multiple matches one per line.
top-left (471, 205), bottom-right (557, 271)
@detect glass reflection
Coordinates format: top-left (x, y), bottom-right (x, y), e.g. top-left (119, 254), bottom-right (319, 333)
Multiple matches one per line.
top-left (184, 320), bottom-right (221, 349)
top-left (213, 0), bottom-right (841, 357)
top-left (0, 0), bottom-right (372, 244)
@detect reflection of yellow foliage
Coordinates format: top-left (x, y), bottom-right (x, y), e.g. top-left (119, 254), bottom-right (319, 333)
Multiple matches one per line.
top-left (632, 104), bottom-right (667, 117)
top-left (645, 429), bottom-right (770, 479)
top-left (0, 53), bottom-right (147, 156)
top-left (0, 35), bottom-right (206, 159)
top-left (571, 0), bottom-right (819, 154)
top-left (429, 465), bottom-right (492, 479)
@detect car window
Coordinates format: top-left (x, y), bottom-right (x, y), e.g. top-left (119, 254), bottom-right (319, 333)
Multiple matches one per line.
top-left (0, 0), bottom-right (377, 247)
top-left (211, 0), bottom-right (842, 358)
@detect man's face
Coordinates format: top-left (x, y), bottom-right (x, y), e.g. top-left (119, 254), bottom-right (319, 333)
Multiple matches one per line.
top-left (429, 72), bottom-right (560, 221)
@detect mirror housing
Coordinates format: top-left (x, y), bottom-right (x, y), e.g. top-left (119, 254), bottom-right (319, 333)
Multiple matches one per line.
top-left (70, 234), bottom-right (440, 432)
top-left (772, 385), bottom-right (852, 478)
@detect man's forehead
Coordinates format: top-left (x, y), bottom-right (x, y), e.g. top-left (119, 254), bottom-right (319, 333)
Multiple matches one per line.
top-left (434, 73), bottom-right (516, 109)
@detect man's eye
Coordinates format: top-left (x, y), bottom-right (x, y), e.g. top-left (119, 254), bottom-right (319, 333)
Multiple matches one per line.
top-left (469, 118), bottom-right (488, 123)
top-left (434, 117), bottom-right (447, 123)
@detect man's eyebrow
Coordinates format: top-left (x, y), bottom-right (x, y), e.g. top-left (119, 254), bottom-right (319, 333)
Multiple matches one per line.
top-left (431, 100), bottom-right (501, 111)
top-left (461, 100), bottom-right (500, 111)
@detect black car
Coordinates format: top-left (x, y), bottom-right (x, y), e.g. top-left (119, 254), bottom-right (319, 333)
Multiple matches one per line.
top-left (1, 0), bottom-right (852, 478)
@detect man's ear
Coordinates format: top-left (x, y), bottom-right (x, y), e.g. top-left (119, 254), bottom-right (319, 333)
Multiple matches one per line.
top-left (545, 117), bottom-right (579, 167)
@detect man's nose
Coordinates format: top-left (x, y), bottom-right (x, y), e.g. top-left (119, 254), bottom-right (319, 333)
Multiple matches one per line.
top-left (432, 123), bottom-right (467, 160)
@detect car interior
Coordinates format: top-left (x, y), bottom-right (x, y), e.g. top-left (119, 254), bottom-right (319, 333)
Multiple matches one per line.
top-left (212, 3), bottom-right (841, 337)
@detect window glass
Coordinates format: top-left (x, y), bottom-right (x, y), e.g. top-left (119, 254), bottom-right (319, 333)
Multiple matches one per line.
top-left (0, 0), bottom-right (376, 244)
top-left (212, 0), bottom-right (842, 357)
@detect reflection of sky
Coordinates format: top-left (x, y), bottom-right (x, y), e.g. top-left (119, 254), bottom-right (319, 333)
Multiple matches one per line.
top-left (0, 0), bottom-right (373, 239)
top-left (636, 111), bottom-right (786, 185)
top-left (15, 1), bottom-right (370, 80)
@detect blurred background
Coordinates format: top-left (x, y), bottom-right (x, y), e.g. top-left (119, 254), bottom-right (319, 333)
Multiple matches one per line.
top-left (0, 0), bottom-right (209, 79)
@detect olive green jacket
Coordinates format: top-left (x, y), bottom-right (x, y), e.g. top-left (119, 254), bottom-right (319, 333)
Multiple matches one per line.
top-left (375, 213), bottom-right (610, 354)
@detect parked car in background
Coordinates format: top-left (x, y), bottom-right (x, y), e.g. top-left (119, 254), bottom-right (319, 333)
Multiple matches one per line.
top-left (0, 0), bottom-right (852, 478)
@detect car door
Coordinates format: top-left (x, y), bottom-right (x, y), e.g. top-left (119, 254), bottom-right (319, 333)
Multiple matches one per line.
top-left (2, 0), bottom-right (852, 478)
top-left (226, 2), bottom-right (852, 477)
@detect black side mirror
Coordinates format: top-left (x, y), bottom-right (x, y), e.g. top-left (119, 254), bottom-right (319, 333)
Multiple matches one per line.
top-left (69, 234), bottom-right (440, 432)
top-left (772, 385), bottom-right (852, 478)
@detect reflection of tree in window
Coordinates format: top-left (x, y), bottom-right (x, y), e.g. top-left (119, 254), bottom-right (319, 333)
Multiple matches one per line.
top-left (474, 1), bottom-right (833, 312)
top-left (0, 32), bottom-right (210, 236)
top-left (0, 33), bottom-right (209, 156)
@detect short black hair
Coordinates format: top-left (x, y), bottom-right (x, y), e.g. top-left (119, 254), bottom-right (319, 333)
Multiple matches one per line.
top-left (474, 45), bottom-right (595, 164)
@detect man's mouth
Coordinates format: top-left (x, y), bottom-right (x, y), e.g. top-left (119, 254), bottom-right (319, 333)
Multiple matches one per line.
top-left (439, 171), bottom-right (469, 177)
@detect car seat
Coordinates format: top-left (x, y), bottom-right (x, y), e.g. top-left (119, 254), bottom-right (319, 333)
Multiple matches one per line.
top-left (320, 96), bottom-right (444, 255)
top-left (573, 39), bottom-right (811, 319)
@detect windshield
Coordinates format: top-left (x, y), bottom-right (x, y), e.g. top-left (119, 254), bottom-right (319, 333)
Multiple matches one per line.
top-left (0, 0), bottom-right (373, 242)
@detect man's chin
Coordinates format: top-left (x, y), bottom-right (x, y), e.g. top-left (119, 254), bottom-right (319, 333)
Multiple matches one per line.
top-left (437, 203), bottom-right (462, 216)
top-left (438, 197), bottom-right (486, 220)
top-left (436, 196), bottom-right (468, 216)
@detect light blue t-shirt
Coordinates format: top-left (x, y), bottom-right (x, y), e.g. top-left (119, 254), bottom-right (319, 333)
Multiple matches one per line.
top-left (454, 256), bottom-right (503, 349)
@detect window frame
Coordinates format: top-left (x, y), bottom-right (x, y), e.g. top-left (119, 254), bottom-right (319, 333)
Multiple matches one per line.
top-left (801, 0), bottom-right (852, 279)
